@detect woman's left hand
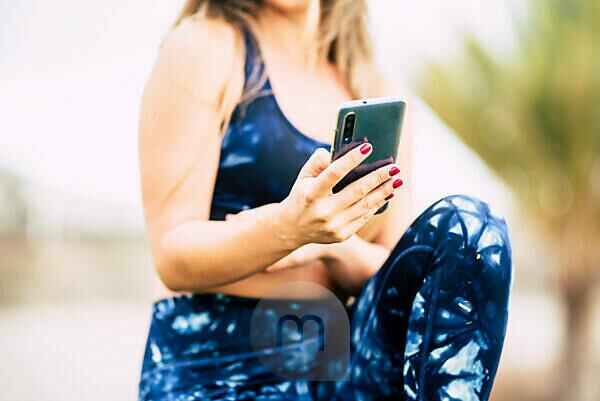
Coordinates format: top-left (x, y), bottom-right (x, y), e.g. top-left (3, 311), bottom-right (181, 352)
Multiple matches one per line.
top-left (226, 204), bottom-right (330, 272)
top-left (265, 242), bottom-right (329, 272)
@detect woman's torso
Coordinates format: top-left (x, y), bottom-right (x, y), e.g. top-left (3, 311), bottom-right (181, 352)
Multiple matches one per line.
top-left (156, 24), bottom-right (353, 300)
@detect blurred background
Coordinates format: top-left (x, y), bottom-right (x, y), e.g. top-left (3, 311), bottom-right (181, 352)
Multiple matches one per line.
top-left (1, 0), bottom-right (599, 400)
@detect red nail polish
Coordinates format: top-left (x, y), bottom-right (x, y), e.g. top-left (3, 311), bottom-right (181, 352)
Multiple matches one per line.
top-left (385, 193), bottom-right (394, 201)
top-left (392, 178), bottom-right (403, 189)
top-left (388, 166), bottom-right (400, 176)
top-left (359, 143), bottom-right (372, 154)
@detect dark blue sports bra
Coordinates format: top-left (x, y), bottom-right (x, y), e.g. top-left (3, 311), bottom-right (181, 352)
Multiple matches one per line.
top-left (209, 29), bottom-right (332, 220)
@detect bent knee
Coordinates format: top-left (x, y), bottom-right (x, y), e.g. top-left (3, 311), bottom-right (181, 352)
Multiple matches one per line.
top-left (419, 195), bottom-right (509, 247)
top-left (412, 194), bottom-right (512, 292)
top-left (407, 195), bottom-right (511, 269)
top-left (434, 195), bottom-right (512, 284)
top-left (387, 194), bottom-right (512, 289)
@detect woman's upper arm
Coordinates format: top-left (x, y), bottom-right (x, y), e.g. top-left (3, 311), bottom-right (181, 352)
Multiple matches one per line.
top-left (372, 79), bottom-right (416, 250)
top-left (138, 18), bottom-right (243, 249)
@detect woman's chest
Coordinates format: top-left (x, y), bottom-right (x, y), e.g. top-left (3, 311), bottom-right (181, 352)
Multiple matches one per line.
top-left (210, 95), bottom-right (332, 219)
top-left (210, 46), bottom-right (353, 218)
top-left (264, 56), bottom-right (353, 144)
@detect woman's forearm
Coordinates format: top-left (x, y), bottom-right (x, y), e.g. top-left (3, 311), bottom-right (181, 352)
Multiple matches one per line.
top-left (155, 207), bottom-right (295, 291)
top-left (321, 235), bottom-right (391, 295)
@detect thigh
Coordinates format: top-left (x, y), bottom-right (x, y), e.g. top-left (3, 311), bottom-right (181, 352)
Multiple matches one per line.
top-left (328, 195), bottom-right (512, 401)
top-left (139, 294), bottom-right (308, 401)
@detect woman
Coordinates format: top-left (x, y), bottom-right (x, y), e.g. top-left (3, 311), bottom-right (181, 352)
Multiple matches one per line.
top-left (138, 1), bottom-right (512, 400)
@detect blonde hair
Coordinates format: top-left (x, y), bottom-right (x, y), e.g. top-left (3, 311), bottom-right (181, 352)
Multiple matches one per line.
top-left (174, 0), bottom-right (383, 132)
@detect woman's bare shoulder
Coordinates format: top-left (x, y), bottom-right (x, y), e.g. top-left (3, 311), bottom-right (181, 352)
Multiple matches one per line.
top-left (151, 16), bottom-right (242, 104)
top-left (162, 16), bottom-right (239, 63)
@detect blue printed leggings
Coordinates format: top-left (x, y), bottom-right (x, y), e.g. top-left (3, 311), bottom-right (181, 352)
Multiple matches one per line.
top-left (139, 195), bottom-right (512, 401)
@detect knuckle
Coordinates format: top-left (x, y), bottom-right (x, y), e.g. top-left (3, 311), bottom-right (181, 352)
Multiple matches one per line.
top-left (314, 147), bottom-right (329, 159)
top-left (303, 187), bottom-right (317, 204)
top-left (349, 186), bottom-right (361, 199)
top-left (323, 221), bottom-right (337, 236)
top-left (304, 194), bottom-right (315, 205)
top-left (313, 204), bottom-right (331, 223)
top-left (370, 176), bottom-right (383, 190)
top-left (360, 183), bottom-right (371, 196)
top-left (352, 184), bottom-right (367, 198)
top-left (377, 170), bottom-right (388, 185)
top-left (371, 174), bottom-right (382, 187)
top-left (364, 205), bottom-right (378, 221)
top-left (360, 196), bottom-right (371, 211)
top-left (331, 229), bottom-right (346, 242)
top-left (328, 168), bottom-right (344, 182)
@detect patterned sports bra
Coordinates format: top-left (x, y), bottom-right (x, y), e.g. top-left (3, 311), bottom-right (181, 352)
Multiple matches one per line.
top-left (208, 29), bottom-right (332, 220)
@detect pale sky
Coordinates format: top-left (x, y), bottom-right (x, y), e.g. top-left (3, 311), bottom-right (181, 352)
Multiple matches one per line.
top-left (0, 0), bottom-right (522, 232)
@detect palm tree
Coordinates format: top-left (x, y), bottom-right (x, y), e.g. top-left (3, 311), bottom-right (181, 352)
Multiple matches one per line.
top-left (419, 0), bottom-right (600, 399)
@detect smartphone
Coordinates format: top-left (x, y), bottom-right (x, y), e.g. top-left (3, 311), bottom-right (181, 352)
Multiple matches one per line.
top-left (330, 96), bottom-right (406, 214)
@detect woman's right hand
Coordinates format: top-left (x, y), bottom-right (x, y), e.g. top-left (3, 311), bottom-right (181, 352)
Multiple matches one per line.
top-left (272, 142), bottom-right (403, 248)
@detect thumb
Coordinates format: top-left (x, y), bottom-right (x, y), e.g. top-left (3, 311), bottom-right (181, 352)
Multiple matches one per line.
top-left (298, 147), bottom-right (331, 179)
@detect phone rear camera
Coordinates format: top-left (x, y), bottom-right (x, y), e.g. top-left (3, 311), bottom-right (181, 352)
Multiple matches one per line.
top-left (342, 113), bottom-right (355, 143)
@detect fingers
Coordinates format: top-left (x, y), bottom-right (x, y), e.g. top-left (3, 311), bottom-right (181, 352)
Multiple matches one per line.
top-left (332, 162), bottom-right (401, 211)
top-left (337, 212), bottom-right (374, 242)
top-left (331, 173), bottom-right (403, 225)
top-left (265, 249), bottom-right (301, 272)
top-left (298, 147), bottom-right (331, 179)
top-left (265, 243), bottom-right (323, 272)
top-left (311, 142), bottom-right (373, 196)
top-left (265, 259), bottom-right (293, 272)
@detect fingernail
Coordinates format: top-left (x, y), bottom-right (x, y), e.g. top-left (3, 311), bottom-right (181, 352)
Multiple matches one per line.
top-left (385, 193), bottom-right (394, 201)
top-left (392, 178), bottom-right (403, 189)
top-left (388, 166), bottom-right (400, 176)
top-left (359, 143), bottom-right (372, 154)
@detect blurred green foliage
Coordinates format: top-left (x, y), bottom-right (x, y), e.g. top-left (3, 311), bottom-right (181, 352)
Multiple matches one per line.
top-left (420, 1), bottom-right (600, 398)
top-left (421, 0), bottom-right (600, 228)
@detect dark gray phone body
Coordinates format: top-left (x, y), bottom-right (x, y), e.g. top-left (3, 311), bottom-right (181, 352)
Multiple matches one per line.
top-left (330, 97), bottom-right (406, 214)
